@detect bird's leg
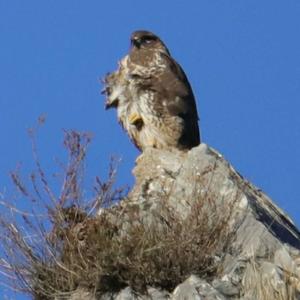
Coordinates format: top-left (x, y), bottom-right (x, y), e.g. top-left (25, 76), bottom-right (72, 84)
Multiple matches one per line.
top-left (129, 112), bottom-right (144, 130)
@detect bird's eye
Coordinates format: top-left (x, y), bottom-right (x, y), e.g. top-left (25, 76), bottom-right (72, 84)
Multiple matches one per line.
top-left (141, 36), bottom-right (156, 45)
top-left (132, 35), bottom-right (156, 48)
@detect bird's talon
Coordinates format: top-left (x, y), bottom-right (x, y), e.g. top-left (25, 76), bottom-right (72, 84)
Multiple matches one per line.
top-left (129, 113), bottom-right (144, 130)
top-left (129, 113), bottom-right (142, 125)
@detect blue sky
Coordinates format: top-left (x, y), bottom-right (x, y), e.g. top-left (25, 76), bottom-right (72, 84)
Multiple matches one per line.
top-left (1, 1), bottom-right (300, 299)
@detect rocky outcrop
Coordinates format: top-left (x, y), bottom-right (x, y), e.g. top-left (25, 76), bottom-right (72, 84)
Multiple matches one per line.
top-left (68, 144), bottom-right (300, 299)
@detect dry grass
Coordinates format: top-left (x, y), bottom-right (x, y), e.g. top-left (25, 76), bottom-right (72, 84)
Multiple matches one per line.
top-left (51, 198), bottom-right (232, 296)
top-left (0, 124), bottom-right (233, 299)
top-left (242, 258), bottom-right (300, 300)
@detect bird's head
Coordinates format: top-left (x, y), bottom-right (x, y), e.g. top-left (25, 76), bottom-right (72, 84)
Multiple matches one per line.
top-left (130, 30), bottom-right (170, 55)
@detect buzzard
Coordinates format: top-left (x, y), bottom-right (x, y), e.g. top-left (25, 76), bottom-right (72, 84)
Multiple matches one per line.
top-left (103, 30), bottom-right (200, 151)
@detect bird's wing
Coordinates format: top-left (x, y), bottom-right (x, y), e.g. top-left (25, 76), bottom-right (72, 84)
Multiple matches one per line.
top-left (152, 52), bottom-right (199, 120)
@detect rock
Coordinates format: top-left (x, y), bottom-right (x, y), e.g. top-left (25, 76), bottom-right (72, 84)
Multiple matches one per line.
top-left (114, 287), bottom-right (140, 300)
top-left (172, 275), bottom-right (226, 299)
top-left (68, 144), bottom-right (300, 299)
top-left (147, 287), bottom-right (170, 300)
top-left (212, 279), bottom-right (240, 297)
top-left (274, 245), bottom-right (296, 273)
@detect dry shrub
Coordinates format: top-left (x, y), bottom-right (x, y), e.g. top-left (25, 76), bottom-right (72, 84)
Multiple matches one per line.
top-left (26, 197), bottom-right (232, 298)
top-left (107, 199), bottom-right (231, 292)
top-left (0, 124), bottom-right (233, 299)
top-left (0, 126), bottom-right (126, 299)
top-left (242, 259), bottom-right (300, 300)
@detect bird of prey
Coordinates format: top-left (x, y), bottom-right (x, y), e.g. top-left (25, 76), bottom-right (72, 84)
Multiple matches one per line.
top-left (103, 30), bottom-right (200, 152)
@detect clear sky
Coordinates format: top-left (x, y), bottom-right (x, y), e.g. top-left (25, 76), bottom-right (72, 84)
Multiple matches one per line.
top-left (1, 1), bottom-right (300, 299)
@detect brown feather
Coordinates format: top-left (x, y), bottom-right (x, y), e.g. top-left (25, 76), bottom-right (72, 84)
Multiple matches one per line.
top-left (104, 30), bottom-right (200, 151)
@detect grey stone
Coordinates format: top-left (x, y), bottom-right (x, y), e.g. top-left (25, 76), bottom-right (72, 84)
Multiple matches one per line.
top-left (212, 279), bottom-right (240, 297)
top-left (274, 245), bottom-right (295, 273)
top-left (172, 275), bottom-right (225, 300)
top-left (115, 287), bottom-right (139, 300)
top-left (67, 144), bottom-right (300, 299)
top-left (147, 287), bottom-right (170, 299)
